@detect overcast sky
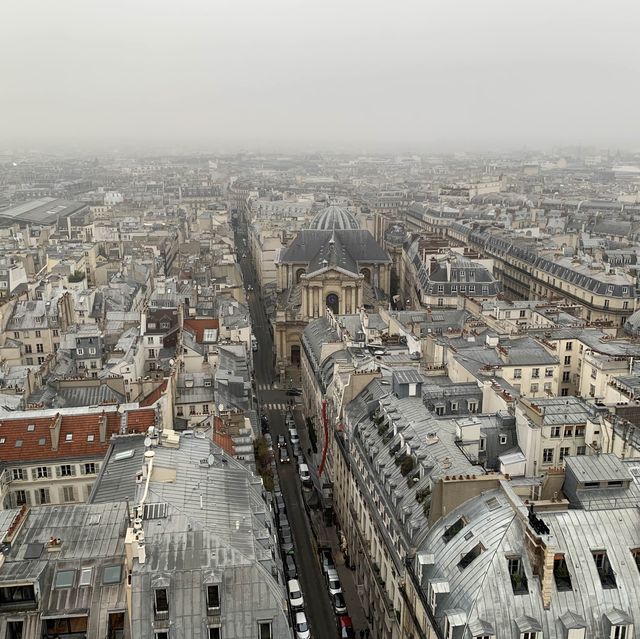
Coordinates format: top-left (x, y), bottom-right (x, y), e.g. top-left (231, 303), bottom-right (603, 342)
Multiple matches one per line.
top-left (1, 0), bottom-right (639, 152)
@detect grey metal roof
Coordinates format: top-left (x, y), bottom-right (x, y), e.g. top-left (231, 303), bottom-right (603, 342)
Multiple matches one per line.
top-left (308, 205), bottom-right (360, 230)
top-left (421, 484), bottom-right (640, 639)
top-left (0, 198), bottom-right (87, 227)
top-left (565, 453), bottom-right (633, 483)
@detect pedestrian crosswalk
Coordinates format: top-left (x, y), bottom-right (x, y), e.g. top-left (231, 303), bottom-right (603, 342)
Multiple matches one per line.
top-left (264, 403), bottom-right (290, 411)
top-left (257, 384), bottom-right (271, 391)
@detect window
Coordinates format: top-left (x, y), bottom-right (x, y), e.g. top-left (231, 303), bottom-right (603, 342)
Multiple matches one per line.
top-left (203, 404), bottom-right (209, 414)
top-left (26, 357), bottom-right (33, 365)
top-left (35, 330), bottom-right (41, 338)
top-left (161, 322), bottom-right (170, 329)
top-left (458, 543), bottom-right (485, 570)
top-left (553, 554), bottom-right (572, 591)
top-left (36, 466), bottom-right (49, 479)
top-left (15, 440), bottom-right (22, 449)
top-left (550, 426), bottom-right (561, 438)
top-left (148, 349), bottom-right (156, 358)
top-left (89, 347), bottom-right (96, 355)
top-left (632, 548), bottom-right (640, 573)
top-left (469, 402), bottom-right (478, 414)
top-left (15, 490), bottom-right (28, 506)
top-left (564, 356), bottom-right (571, 365)
top-left (65, 432), bottom-right (74, 442)
top-left (209, 628), bottom-right (221, 639)
top-left (63, 486), bottom-right (76, 502)
top-left (514, 368), bottom-right (522, 379)
top-left (479, 437), bottom-right (486, 451)
top-left (564, 426), bottom-right (573, 437)
top-left (561, 388), bottom-right (569, 396)
top-left (543, 448), bottom-right (554, 464)
top-left (451, 402), bottom-right (458, 412)
top-left (604, 299), bottom-right (610, 309)
top-left (11, 468), bottom-right (24, 481)
top-left (566, 341), bottom-right (573, 351)
top-left (155, 588), bottom-right (169, 614)
top-left (522, 633), bottom-right (539, 639)
top-left (87, 434), bottom-right (95, 442)
top-left (37, 357), bottom-right (45, 365)
top-left (37, 488), bottom-right (50, 504)
top-left (103, 565), bottom-right (122, 584)
top-left (577, 446), bottom-right (586, 456)
top-left (507, 556), bottom-right (528, 595)
top-left (545, 367), bottom-right (554, 377)
top-left (206, 584), bottom-right (221, 609)
top-left (589, 384), bottom-right (596, 397)
top-left (443, 517), bottom-right (466, 542)
top-left (177, 407), bottom-right (184, 416)
top-left (592, 550), bottom-right (616, 589)
top-left (53, 329), bottom-right (59, 337)
top-left (156, 633), bottom-right (168, 639)
top-left (259, 622), bottom-right (272, 639)
top-left (204, 380), bottom-right (212, 387)
top-left (25, 344), bottom-right (32, 353)
top-left (36, 343), bottom-right (44, 353)
top-left (575, 425), bottom-right (585, 437)
top-left (500, 435), bottom-right (508, 445)
top-left (13, 332), bottom-right (19, 339)
top-left (76, 348), bottom-right (84, 356)
top-left (190, 405), bottom-right (196, 415)
top-left (437, 298), bottom-right (444, 307)
top-left (54, 570), bottom-right (75, 588)
top-left (79, 567), bottom-right (93, 586)
top-left (530, 383), bottom-right (538, 393)
top-left (532, 368), bottom-right (540, 378)
top-left (83, 463), bottom-right (97, 475)
top-left (613, 627), bottom-right (629, 639)
top-left (559, 447), bottom-right (570, 462)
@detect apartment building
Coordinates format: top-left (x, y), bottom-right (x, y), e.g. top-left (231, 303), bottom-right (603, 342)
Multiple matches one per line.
top-left (7, 296), bottom-right (74, 366)
top-left (0, 405), bottom-right (156, 509)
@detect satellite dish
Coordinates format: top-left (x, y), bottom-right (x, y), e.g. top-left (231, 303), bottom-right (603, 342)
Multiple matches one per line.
top-left (218, 403), bottom-right (224, 412)
top-left (144, 436), bottom-right (152, 448)
top-left (207, 454), bottom-right (215, 466)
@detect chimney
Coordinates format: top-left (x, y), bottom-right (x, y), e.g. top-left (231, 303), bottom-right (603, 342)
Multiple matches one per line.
top-left (99, 411), bottom-right (108, 443)
top-left (50, 412), bottom-right (62, 451)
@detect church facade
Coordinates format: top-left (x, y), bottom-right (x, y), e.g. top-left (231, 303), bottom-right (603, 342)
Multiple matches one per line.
top-left (273, 206), bottom-right (391, 377)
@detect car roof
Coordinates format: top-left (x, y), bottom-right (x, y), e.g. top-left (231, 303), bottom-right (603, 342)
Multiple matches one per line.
top-left (288, 579), bottom-right (300, 589)
top-left (338, 616), bottom-right (353, 627)
top-left (295, 612), bottom-right (307, 622)
top-left (299, 463), bottom-right (309, 471)
top-left (327, 568), bottom-right (339, 578)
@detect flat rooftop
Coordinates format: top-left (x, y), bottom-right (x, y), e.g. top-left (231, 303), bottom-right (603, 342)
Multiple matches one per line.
top-left (0, 197), bottom-right (86, 227)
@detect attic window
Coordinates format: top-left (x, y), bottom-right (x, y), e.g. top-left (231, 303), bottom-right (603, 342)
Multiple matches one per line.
top-left (54, 570), bottom-right (75, 589)
top-left (15, 440), bottom-right (22, 448)
top-left (485, 497), bottom-right (500, 511)
top-left (458, 543), bottom-right (485, 570)
top-left (87, 434), bottom-right (95, 442)
top-left (38, 438), bottom-right (46, 446)
top-left (65, 433), bottom-right (73, 442)
top-left (155, 588), bottom-right (169, 614)
top-left (27, 424), bottom-right (35, 432)
top-left (103, 565), bottom-right (122, 585)
top-left (592, 550), bottom-right (616, 589)
top-left (0, 438), bottom-right (5, 444)
top-left (553, 554), bottom-right (572, 591)
top-left (443, 517), bottom-right (466, 543)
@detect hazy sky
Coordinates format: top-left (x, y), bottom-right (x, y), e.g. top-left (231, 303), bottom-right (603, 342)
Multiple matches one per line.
top-left (1, 0), bottom-right (639, 151)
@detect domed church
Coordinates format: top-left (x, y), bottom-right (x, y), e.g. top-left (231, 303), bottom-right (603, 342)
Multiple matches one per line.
top-left (273, 204), bottom-right (391, 377)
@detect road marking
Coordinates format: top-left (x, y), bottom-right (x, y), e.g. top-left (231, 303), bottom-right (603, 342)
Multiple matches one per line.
top-left (266, 403), bottom-right (289, 411)
top-left (258, 383), bottom-right (273, 391)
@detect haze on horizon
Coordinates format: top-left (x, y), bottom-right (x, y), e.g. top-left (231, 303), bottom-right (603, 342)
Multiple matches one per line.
top-left (1, 0), bottom-right (639, 153)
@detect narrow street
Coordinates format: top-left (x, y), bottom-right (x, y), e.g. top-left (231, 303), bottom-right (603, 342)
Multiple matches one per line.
top-left (235, 223), bottom-right (337, 639)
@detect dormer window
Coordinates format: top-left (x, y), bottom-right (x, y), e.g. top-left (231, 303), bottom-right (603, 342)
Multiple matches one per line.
top-left (154, 588), bottom-right (169, 618)
top-left (206, 584), bottom-right (221, 611)
top-left (592, 550), bottom-right (616, 589)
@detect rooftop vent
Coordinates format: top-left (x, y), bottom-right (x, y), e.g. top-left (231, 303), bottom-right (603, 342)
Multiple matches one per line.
top-left (426, 432), bottom-right (439, 445)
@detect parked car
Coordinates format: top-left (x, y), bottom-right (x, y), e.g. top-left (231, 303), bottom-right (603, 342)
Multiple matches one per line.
top-left (280, 528), bottom-right (294, 554)
top-left (277, 435), bottom-right (286, 448)
top-left (279, 446), bottom-right (291, 464)
top-left (337, 615), bottom-right (355, 639)
top-left (293, 611), bottom-right (311, 639)
top-left (287, 579), bottom-right (304, 610)
top-left (326, 568), bottom-right (342, 596)
top-left (273, 493), bottom-right (286, 519)
top-left (332, 592), bottom-right (347, 616)
top-left (298, 463), bottom-right (312, 487)
top-left (319, 548), bottom-right (335, 575)
top-left (284, 554), bottom-right (297, 580)
top-left (286, 387), bottom-right (302, 396)
top-left (285, 414), bottom-right (296, 428)
top-left (278, 515), bottom-right (290, 531)
top-left (289, 429), bottom-right (300, 447)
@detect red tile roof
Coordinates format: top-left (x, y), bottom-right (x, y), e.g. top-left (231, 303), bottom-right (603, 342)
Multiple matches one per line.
top-left (212, 416), bottom-right (235, 456)
top-left (139, 380), bottom-right (167, 407)
top-left (0, 407), bottom-right (156, 463)
top-left (183, 318), bottom-right (219, 343)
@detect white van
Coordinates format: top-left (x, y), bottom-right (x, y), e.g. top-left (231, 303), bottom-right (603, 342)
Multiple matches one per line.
top-left (251, 335), bottom-right (258, 352)
top-left (298, 463), bottom-right (312, 487)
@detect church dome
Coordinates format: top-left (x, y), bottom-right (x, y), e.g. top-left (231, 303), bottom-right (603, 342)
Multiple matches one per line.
top-left (309, 205), bottom-right (360, 230)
